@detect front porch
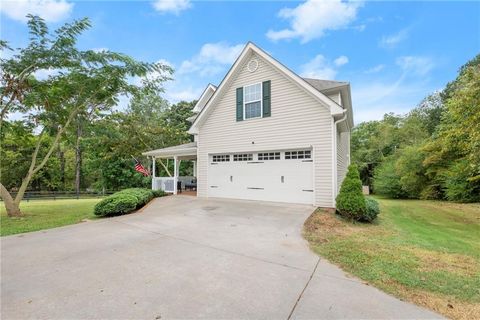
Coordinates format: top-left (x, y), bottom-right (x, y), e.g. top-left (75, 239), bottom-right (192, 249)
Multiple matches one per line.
top-left (143, 142), bottom-right (197, 195)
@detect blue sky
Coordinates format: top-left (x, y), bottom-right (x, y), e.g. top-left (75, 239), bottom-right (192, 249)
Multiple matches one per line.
top-left (1, 0), bottom-right (479, 123)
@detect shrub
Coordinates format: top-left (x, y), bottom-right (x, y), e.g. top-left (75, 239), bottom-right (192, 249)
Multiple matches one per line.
top-left (94, 188), bottom-right (163, 217)
top-left (152, 189), bottom-right (167, 198)
top-left (363, 198), bottom-right (380, 222)
top-left (94, 193), bottom-right (138, 217)
top-left (336, 164), bottom-right (367, 221)
top-left (117, 188), bottom-right (154, 207)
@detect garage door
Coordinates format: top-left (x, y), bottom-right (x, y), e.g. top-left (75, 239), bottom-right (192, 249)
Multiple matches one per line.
top-left (207, 150), bottom-right (313, 204)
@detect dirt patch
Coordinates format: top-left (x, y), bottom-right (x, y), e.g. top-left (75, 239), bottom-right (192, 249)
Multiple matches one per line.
top-left (303, 209), bottom-right (356, 243)
top-left (407, 247), bottom-right (479, 276)
top-left (383, 279), bottom-right (479, 320)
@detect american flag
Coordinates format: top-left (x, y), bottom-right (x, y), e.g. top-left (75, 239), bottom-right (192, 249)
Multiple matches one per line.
top-left (133, 157), bottom-right (150, 176)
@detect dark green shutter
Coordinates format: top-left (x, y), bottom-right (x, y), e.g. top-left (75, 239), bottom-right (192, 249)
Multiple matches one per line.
top-left (262, 80), bottom-right (271, 117)
top-left (236, 87), bottom-right (243, 121)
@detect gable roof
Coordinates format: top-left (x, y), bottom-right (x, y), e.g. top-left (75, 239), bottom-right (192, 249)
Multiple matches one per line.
top-left (189, 42), bottom-right (346, 134)
top-left (303, 78), bottom-right (353, 129)
top-left (192, 83), bottom-right (217, 113)
top-left (302, 78), bottom-right (349, 92)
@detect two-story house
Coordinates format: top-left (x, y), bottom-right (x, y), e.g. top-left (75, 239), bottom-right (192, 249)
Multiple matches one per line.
top-left (143, 42), bottom-right (353, 208)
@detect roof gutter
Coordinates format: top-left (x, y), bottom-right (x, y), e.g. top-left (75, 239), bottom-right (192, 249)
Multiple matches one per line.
top-left (332, 109), bottom-right (348, 207)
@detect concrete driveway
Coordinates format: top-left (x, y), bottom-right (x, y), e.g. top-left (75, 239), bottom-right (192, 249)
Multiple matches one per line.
top-left (1, 195), bottom-right (441, 319)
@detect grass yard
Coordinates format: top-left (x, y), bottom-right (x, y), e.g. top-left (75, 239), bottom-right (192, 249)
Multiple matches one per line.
top-left (0, 198), bottom-right (101, 236)
top-left (304, 197), bottom-right (480, 320)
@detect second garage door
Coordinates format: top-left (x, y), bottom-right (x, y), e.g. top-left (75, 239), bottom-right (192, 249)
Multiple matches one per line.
top-left (207, 149), bottom-right (313, 205)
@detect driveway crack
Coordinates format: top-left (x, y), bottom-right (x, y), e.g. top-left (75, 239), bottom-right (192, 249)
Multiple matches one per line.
top-left (287, 257), bottom-right (321, 320)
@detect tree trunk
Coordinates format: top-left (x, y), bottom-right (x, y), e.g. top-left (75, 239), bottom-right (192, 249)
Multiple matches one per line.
top-left (14, 171), bottom-right (34, 208)
top-left (57, 145), bottom-right (66, 190)
top-left (75, 118), bottom-right (83, 197)
top-left (0, 183), bottom-right (22, 217)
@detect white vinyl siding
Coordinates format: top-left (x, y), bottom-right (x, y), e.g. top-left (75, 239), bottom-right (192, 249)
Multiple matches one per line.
top-left (197, 52), bottom-right (334, 207)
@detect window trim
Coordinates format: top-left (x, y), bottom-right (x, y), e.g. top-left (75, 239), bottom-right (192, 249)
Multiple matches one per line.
top-left (243, 82), bottom-right (263, 120)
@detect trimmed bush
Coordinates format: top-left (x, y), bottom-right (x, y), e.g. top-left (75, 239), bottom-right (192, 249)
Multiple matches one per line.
top-left (336, 164), bottom-right (367, 221)
top-left (94, 188), bottom-right (164, 217)
top-left (152, 189), bottom-right (167, 198)
top-left (94, 193), bottom-right (138, 217)
top-left (116, 188), bottom-right (154, 207)
top-left (363, 197), bottom-right (380, 222)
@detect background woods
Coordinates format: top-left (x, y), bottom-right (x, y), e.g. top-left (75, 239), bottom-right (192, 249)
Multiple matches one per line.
top-left (352, 55), bottom-right (480, 202)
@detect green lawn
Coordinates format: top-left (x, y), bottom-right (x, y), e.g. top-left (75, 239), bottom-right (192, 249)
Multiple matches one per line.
top-left (0, 198), bottom-right (102, 236)
top-left (304, 198), bottom-right (480, 320)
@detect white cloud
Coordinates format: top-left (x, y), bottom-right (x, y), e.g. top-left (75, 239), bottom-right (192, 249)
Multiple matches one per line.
top-left (165, 86), bottom-right (203, 102)
top-left (352, 77), bottom-right (429, 123)
top-left (0, 0), bottom-right (73, 23)
top-left (178, 42), bottom-right (244, 76)
top-left (152, 0), bottom-right (191, 14)
top-left (379, 29), bottom-right (409, 48)
top-left (300, 54), bottom-right (348, 80)
top-left (365, 64), bottom-right (385, 74)
top-left (396, 56), bottom-right (434, 77)
top-left (334, 55), bottom-right (349, 66)
top-left (352, 58), bottom-right (435, 123)
top-left (33, 68), bottom-right (62, 80)
top-left (92, 47), bottom-right (108, 53)
top-left (266, 0), bottom-right (363, 43)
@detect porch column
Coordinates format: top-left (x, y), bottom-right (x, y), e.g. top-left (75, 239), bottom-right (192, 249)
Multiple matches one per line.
top-left (173, 156), bottom-right (179, 195)
top-left (151, 156), bottom-right (156, 190)
top-left (192, 160), bottom-right (197, 177)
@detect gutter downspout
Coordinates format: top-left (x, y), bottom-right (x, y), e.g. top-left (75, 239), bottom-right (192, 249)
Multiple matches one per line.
top-left (332, 110), bottom-right (348, 207)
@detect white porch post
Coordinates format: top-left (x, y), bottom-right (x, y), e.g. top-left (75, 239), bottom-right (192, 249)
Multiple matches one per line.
top-left (151, 157), bottom-right (156, 190)
top-left (173, 156), bottom-right (179, 195)
top-left (192, 160), bottom-right (197, 177)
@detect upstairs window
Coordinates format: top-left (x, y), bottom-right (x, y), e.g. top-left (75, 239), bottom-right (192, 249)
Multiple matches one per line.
top-left (244, 83), bottom-right (262, 119)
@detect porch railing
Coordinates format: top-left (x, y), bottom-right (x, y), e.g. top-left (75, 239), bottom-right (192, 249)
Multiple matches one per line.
top-left (153, 177), bottom-right (176, 193)
top-left (152, 176), bottom-right (195, 193)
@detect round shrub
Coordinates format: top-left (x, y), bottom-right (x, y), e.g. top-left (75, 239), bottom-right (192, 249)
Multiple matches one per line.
top-left (362, 197), bottom-right (380, 222)
top-left (336, 164), bottom-right (367, 221)
top-left (94, 193), bottom-right (138, 217)
top-left (117, 188), bottom-right (154, 207)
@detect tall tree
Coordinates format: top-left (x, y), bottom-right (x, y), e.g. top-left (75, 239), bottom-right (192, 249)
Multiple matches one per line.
top-left (0, 15), bottom-right (171, 216)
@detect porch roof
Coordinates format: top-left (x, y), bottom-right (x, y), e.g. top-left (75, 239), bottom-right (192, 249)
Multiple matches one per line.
top-left (142, 142), bottom-right (197, 158)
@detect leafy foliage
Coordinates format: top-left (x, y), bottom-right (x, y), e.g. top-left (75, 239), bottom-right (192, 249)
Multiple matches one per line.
top-left (93, 193), bottom-right (138, 217)
top-left (93, 188), bottom-right (163, 217)
top-left (353, 54), bottom-right (480, 202)
top-left (336, 165), bottom-right (367, 221)
top-left (373, 158), bottom-right (406, 199)
top-left (363, 197), bottom-right (380, 222)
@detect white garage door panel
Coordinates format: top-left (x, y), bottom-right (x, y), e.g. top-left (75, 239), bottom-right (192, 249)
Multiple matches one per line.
top-left (208, 152), bottom-right (313, 205)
